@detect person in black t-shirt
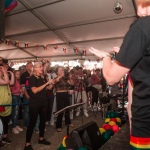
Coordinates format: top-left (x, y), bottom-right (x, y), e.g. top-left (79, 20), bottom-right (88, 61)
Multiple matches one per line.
top-left (89, 0), bottom-right (150, 149)
top-left (20, 62), bottom-right (33, 128)
top-left (24, 62), bottom-right (54, 150)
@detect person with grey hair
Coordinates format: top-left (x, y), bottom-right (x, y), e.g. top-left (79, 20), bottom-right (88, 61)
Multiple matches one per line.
top-left (24, 62), bottom-right (54, 150)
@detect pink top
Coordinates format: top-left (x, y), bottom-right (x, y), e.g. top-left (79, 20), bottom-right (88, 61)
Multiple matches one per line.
top-left (11, 80), bottom-right (21, 96)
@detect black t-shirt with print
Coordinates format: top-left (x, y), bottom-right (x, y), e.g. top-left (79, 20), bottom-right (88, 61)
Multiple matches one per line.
top-left (29, 75), bottom-right (47, 105)
top-left (115, 16), bottom-right (150, 135)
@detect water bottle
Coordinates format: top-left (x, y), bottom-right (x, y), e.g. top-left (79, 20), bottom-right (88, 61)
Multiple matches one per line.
top-left (20, 86), bottom-right (25, 97)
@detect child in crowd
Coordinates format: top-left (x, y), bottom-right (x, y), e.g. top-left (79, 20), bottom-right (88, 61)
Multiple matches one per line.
top-left (11, 70), bottom-right (24, 134)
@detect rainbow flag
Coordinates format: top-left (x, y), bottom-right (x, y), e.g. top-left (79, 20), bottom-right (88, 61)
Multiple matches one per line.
top-left (130, 135), bottom-right (150, 149)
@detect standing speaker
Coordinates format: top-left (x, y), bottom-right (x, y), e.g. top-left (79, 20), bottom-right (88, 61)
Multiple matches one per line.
top-left (66, 121), bottom-right (103, 150)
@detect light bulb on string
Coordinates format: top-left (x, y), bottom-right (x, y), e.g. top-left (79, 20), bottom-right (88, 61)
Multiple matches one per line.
top-left (114, 0), bottom-right (123, 14)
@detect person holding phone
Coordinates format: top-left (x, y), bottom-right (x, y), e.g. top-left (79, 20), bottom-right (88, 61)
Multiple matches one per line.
top-left (0, 65), bottom-right (14, 148)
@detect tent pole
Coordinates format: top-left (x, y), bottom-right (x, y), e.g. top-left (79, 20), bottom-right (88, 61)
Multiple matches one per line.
top-left (0, 0), bottom-right (5, 42)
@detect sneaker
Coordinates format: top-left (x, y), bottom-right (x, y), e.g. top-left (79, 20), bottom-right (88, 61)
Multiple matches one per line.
top-left (16, 126), bottom-right (23, 131)
top-left (0, 141), bottom-right (6, 148)
top-left (38, 139), bottom-right (51, 145)
top-left (12, 128), bottom-right (19, 134)
top-left (84, 112), bottom-right (89, 117)
top-left (76, 112), bottom-right (80, 116)
top-left (45, 121), bottom-right (49, 125)
top-left (2, 137), bottom-right (12, 144)
top-left (34, 129), bottom-right (39, 133)
top-left (69, 124), bottom-right (75, 128)
top-left (24, 145), bottom-right (33, 150)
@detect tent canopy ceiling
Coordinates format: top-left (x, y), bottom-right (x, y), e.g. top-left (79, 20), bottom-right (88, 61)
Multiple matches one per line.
top-left (0, 0), bottom-right (137, 61)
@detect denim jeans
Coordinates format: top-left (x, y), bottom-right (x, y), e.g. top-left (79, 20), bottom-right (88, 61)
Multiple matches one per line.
top-left (12, 95), bottom-right (21, 128)
top-left (23, 97), bottom-right (29, 127)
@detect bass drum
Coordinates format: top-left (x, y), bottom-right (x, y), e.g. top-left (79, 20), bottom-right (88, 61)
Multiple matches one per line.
top-left (0, 118), bottom-right (3, 140)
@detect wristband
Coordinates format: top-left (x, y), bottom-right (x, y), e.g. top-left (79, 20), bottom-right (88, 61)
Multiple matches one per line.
top-left (109, 52), bottom-right (116, 59)
top-left (102, 52), bottom-right (116, 60)
top-left (102, 54), bottom-right (111, 59)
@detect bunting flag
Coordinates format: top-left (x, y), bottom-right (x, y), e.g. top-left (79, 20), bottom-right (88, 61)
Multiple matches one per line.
top-left (41, 58), bottom-right (47, 63)
top-left (5, 39), bottom-right (10, 45)
top-left (54, 46), bottom-right (58, 49)
top-left (74, 48), bottom-right (78, 53)
top-left (82, 50), bottom-right (86, 55)
top-left (48, 58), bottom-right (51, 62)
top-left (43, 45), bottom-right (47, 50)
top-left (63, 48), bottom-right (66, 53)
top-left (15, 41), bottom-right (19, 47)
top-left (3, 39), bottom-right (56, 51)
top-left (25, 43), bottom-right (28, 48)
top-left (36, 45), bottom-right (38, 49)
top-left (97, 59), bottom-right (100, 62)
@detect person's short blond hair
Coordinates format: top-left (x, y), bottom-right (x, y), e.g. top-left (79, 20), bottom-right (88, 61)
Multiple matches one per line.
top-left (137, 0), bottom-right (150, 7)
top-left (31, 62), bottom-right (42, 76)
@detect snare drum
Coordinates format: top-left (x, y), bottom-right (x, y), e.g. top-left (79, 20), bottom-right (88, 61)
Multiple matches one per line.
top-left (0, 118), bottom-right (3, 140)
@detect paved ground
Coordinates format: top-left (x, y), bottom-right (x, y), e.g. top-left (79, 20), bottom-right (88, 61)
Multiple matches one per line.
top-left (4, 110), bottom-right (105, 150)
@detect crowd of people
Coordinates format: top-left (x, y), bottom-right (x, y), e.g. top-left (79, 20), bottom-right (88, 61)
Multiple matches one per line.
top-left (89, 1), bottom-right (150, 149)
top-left (1, 0), bottom-right (150, 150)
top-left (0, 57), bottom-right (122, 150)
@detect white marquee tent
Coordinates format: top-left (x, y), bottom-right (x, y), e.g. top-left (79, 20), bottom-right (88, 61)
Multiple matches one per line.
top-left (0, 0), bottom-right (137, 62)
